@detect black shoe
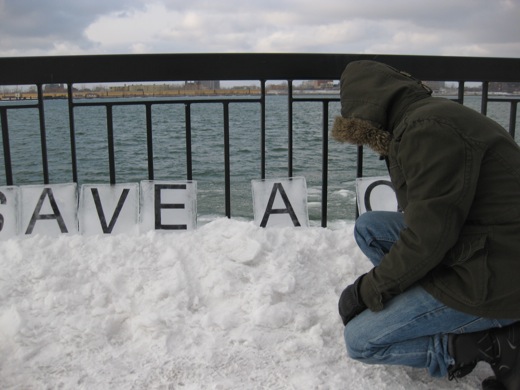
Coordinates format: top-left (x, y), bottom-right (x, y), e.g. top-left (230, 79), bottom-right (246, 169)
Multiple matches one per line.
top-left (488, 323), bottom-right (520, 390)
top-left (448, 322), bottom-right (520, 389)
top-left (447, 360), bottom-right (477, 380)
top-left (482, 376), bottom-right (506, 390)
top-left (447, 327), bottom-right (494, 380)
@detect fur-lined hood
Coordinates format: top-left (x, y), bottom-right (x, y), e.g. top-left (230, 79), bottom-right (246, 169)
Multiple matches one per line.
top-left (331, 60), bottom-right (432, 156)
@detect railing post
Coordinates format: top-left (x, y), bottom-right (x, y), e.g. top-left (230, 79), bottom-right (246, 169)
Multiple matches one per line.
top-left (185, 103), bottom-right (193, 181)
top-left (288, 80), bottom-right (294, 177)
top-left (145, 103), bottom-right (154, 180)
top-left (481, 81), bottom-right (489, 115)
top-left (0, 108), bottom-right (13, 185)
top-left (260, 80), bottom-right (266, 179)
top-left (321, 100), bottom-right (329, 227)
top-left (106, 104), bottom-right (116, 185)
top-left (37, 84), bottom-right (49, 184)
top-left (355, 145), bottom-right (364, 219)
top-left (223, 102), bottom-right (231, 218)
top-left (510, 101), bottom-right (517, 138)
top-left (457, 81), bottom-right (465, 104)
top-left (67, 83), bottom-right (78, 183)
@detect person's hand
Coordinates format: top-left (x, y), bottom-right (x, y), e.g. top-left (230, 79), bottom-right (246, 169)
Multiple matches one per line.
top-left (338, 274), bottom-right (367, 326)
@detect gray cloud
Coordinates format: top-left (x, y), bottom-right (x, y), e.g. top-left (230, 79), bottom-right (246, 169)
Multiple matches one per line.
top-left (0, 0), bottom-right (143, 55)
top-left (0, 0), bottom-right (518, 57)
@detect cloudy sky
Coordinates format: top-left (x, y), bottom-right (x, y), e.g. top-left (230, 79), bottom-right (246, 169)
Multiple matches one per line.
top-left (0, 0), bottom-right (519, 58)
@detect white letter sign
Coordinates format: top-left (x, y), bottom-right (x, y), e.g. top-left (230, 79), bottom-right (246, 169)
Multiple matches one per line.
top-left (79, 183), bottom-right (139, 235)
top-left (252, 177), bottom-right (309, 228)
top-left (21, 183), bottom-right (78, 236)
top-left (140, 180), bottom-right (197, 232)
top-left (0, 186), bottom-right (20, 240)
top-left (356, 176), bottom-right (398, 215)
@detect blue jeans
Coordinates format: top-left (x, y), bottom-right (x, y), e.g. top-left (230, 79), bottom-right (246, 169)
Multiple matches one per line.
top-left (344, 211), bottom-right (516, 378)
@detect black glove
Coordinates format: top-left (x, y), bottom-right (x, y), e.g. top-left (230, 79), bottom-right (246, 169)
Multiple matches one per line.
top-left (338, 274), bottom-right (367, 326)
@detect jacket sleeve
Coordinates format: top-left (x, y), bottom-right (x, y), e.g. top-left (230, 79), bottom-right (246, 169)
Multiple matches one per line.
top-left (359, 119), bottom-right (483, 311)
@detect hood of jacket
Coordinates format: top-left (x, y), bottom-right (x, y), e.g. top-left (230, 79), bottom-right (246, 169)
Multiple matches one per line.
top-left (331, 60), bottom-right (432, 156)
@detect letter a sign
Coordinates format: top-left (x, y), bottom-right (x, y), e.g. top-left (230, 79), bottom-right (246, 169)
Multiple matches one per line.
top-left (252, 177), bottom-right (309, 228)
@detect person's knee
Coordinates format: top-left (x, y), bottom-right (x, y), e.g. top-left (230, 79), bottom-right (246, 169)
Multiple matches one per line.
top-left (353, 212), bottom-right (376, 246)
top-left (344, 320), bottom-right (370, 360)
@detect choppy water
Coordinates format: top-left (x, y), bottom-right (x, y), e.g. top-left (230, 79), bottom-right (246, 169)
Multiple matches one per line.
top-left (0, 95), bottom-right (518, 223)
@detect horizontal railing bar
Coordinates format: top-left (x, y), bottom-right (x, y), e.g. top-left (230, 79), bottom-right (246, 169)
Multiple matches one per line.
top-left (72, 97), bottom-right (262, 108)
top-left (488, 98), bottom-right (520, 102)
top-left (292, 98), bottom-right (341, 103)
top-left (0, 103), bottom-right (39, 109)
top-left (1, 54), bottom-right (519, 85)
top-left (292, 97), bottom-right (341, 103)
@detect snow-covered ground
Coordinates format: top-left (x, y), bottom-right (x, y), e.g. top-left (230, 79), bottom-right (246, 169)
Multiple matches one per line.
top-left (0, 218), bottom-right (493, 389)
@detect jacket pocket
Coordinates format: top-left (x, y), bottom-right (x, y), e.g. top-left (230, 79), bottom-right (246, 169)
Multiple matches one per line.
top-left (444, 226), bottom-right (489, 267)
top-left (441, 227), bottom-right (491, 306)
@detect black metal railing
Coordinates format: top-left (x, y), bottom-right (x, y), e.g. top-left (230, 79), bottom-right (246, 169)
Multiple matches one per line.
top-left (1, 54), bottom-right (519, 226)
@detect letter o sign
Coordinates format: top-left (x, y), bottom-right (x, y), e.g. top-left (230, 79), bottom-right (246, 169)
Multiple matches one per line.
top-left (356, 176), bottom-right (398, 214)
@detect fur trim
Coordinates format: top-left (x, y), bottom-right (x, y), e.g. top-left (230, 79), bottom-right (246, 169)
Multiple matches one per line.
top-left (331, 116), bottom-right (392, 156)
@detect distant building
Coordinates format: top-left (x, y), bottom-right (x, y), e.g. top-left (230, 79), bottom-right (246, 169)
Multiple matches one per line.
top-left (44, 83), bottom-right (66, 92)
top-left (299, 80), bottom-right (335, 89)
top-left (318, 80), bottom-right (334, 89)
top-left (185, 81), bottom-right (221, 90)
top-left (423, 81), bottom-right (445, 93)
top-left (200, 80), bottom-right (221, 89)
top-left (489, 82), bottom-right (520, 94)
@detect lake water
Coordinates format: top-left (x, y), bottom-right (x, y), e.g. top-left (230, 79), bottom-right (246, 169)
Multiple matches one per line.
top-left (0, 95), bottom-right (517, 223)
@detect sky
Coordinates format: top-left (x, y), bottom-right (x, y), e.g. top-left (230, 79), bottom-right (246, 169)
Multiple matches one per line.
top-left (0, 0), bottom-right (519, 58)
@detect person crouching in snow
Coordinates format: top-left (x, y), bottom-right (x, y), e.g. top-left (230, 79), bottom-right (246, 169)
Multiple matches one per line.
top-left (332, 60), bottom-right (520, 390)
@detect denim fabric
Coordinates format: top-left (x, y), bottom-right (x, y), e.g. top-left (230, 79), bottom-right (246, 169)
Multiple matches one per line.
top-left (345, 211), bottom-right (515, 377)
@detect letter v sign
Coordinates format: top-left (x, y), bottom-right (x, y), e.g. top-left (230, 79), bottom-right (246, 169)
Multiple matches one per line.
top-left (91, 188), bottom-right (130, 233)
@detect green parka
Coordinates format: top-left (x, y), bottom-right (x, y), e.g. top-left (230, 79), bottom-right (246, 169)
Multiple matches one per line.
top-left (332, 60), bottom-right (520, 319)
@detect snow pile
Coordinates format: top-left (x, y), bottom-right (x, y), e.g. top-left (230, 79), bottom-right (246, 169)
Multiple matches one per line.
top-left (0, 218), bottom-right (492, 389)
